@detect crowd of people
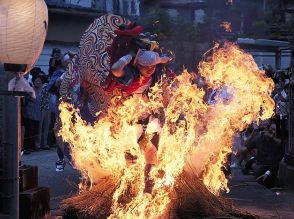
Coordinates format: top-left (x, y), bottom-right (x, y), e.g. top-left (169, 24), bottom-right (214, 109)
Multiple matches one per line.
top-left (8, 47), bottom-right (79, 172)
top-left (235, 65), bottom-right (291, 189)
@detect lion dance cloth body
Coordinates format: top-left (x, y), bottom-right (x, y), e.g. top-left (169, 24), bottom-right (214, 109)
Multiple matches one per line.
top-left (79, 14), bottom-right (134, 115)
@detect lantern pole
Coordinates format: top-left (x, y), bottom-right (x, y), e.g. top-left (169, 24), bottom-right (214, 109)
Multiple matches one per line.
top-left (0, 1), bottom-right (48, 216)
top-left (0, 67), bottom-right (28, 219)
top-left (0, 1), bottom-right (48, 217)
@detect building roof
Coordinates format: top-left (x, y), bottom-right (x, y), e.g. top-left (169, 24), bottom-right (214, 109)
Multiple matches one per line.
top-left (237, 38), bottom-right (290, 51)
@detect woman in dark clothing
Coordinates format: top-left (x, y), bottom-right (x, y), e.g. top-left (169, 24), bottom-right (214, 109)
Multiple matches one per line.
top-left (23, 75), bottom-right (43, 151)
top-left (244, 123), bottom-right (284, 188)
top-left (48, 48), bottom-right (62, 78)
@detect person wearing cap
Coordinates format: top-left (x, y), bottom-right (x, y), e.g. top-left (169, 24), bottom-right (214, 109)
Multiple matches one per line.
top-left (110, 50), bottom-right (171, 95)
top-left (110, 49), bottom-right (172, 193)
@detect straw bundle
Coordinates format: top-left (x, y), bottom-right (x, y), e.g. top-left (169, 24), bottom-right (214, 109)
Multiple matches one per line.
top-left (62, 172), bottom-right (258, 219)
top-left (174, 171), bottom-right (258, 219)
top-left (62, 177), bottom-right (117, 219)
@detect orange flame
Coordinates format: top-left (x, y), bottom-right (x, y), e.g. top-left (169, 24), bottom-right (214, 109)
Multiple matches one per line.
top-left (220, 22), bottom-right (232, 32)
top-left (191, 43), bottom-right (275, 195)
top-left (58, 42), bottom-right (274, 217)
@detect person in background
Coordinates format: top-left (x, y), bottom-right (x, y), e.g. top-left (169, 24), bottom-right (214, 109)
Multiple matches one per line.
top-left (243, 122), bottom-right (284, 188)
top-left (48, 94), bottom-right (57, 148)
top-left (47, 56), bottom-right (68, 172)
top-left (48, 48), bottom-right (62, 78)
top-left (8, 72), bottom-right (36, 158)
top-left (273, 75), bottom-right (289, 144)
top-left (37, 75), bottom-right (51, 150)
top-left (23, 75), bottom-right (43, 151)
top-left (8, 72), bottom-right (35, 97)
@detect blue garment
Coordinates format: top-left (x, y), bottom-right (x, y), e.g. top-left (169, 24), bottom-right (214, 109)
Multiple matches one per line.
top-left (23, 88), bottom-right (42, 121)
top-left (47, 69), bottom-right (64, 95)
top-left (40, 86), bottom-right (50, 111)
top-left (116, 66), bottom-right (139, 86)
top-left (49, 94), bottom-right (58, 113)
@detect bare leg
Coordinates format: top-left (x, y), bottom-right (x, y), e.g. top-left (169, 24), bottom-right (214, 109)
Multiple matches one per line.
top-left (142, 140), bottom-right (157, 194)
top-left (144, 163), bottom-right (155, 194)
top-left (54, 118), bottom-right (64, 160)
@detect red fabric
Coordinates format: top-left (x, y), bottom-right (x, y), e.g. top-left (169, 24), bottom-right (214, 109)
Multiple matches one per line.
top-left (69, 64), bottom-right (79, 87)
top-left (169, 70), bottom-right (177, 79)
top-left (114, 25), bottom-right (144, 37)
top-left (106, 76), bottom-right (151, 96)
top-left (106, 24), bottom-right (144, 85)
top-left (81, 76), bottom-right (151, 97)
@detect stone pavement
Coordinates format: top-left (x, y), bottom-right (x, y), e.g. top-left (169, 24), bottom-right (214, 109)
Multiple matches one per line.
top-left (226, 168), bottom-right (294, 219)
top-left (22, 150), bottom-right (294, 218)
top-left (21, 149), bottom-right (79, 215)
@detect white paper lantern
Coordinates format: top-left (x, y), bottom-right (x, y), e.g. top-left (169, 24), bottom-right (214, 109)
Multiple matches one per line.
top-left (0, 0), bottom-right (48, 73)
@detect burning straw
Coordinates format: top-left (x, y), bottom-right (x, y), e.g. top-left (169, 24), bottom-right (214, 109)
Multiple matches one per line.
top-left (59, 42), bottom-right (274, 219)
top-left (62, 171), bottom-right (258, 219)
top-left (62, 177), bottom-right (117, 218)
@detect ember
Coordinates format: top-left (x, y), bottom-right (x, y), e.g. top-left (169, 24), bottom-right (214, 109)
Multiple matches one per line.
top-left (220, 22), bottom-right (232, 32)
top-left (59, 43), bottom-right (274, 218)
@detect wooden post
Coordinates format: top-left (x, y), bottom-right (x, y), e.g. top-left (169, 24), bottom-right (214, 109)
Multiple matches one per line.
top-left (0, 65), bottom-right (21, 218)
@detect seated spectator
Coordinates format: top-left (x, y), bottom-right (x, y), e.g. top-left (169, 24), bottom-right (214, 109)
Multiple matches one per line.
top-left (273, 76), bottom-right (289, 143)
top-left (243, 122), bottom-right (284, 188)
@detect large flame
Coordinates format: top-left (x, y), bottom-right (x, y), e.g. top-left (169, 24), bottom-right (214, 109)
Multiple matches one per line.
top-left (58, 42), bottom-right (274, 218)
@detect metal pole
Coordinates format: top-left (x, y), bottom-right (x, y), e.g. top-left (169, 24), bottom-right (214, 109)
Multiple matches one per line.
top-left (275, 50), bottom-right (281, 70)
